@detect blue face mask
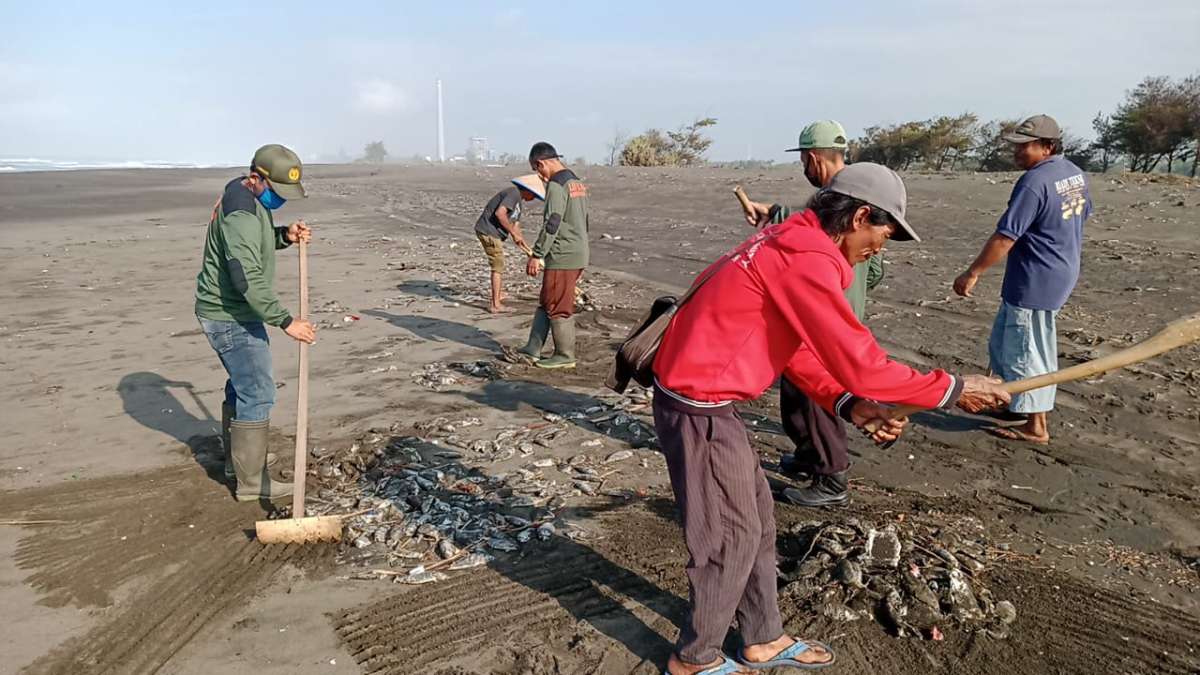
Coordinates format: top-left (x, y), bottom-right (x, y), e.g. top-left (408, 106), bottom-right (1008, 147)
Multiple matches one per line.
top-left (258, 186), bottom-right (287, 210)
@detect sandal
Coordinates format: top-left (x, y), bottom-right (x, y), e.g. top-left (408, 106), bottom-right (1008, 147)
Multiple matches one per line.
top-left (737, 639), bottom-right (836, 670)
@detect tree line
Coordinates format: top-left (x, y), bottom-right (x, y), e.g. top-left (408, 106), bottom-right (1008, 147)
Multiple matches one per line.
top-left (850, 74), bottom-right (1199, 175)
top-left (612, 74), bottom-right (1198, 175)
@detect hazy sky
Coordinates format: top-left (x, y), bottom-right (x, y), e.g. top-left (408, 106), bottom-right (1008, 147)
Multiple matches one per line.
top-left (2, 0), bottom-right (1197, 165)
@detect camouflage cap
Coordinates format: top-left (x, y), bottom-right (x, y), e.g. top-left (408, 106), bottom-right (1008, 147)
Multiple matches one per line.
top-left (252, 144), bottom-right (307, 199)
top-left (785, 120), bottom-right (849, 152)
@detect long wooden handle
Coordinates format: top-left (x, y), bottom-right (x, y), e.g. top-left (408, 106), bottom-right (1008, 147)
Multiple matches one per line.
top-left (291, 240), bottom-right (309, 518)
top-left (733, 185), bottom-right (755, 216)
top-left (877, 313), bottom-right (1200, 423)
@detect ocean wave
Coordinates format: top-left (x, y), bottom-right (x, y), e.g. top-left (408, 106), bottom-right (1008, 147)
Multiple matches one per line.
top-left (0, 158), bottom-right (223, 173)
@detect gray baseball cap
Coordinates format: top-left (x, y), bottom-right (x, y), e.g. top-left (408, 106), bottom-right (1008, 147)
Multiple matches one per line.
top-left (826, 162), bottom-right (919, 242)
top-left (1002, 114), bottom-right (1062, 143)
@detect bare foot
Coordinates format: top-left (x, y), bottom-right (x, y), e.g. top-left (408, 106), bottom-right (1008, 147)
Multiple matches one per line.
top-left (741, 635), bottom-right (834, 668)
top-left (488, 304), bottom-right (507, 314)
top-left (665, 653), bottom-right (749, 674)
top-left (987, 426), bottom-right (1050, 444)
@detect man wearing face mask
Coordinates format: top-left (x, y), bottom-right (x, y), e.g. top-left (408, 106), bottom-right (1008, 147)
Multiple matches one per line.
top-left (743, 121), bottom-right (885, 507)
top-left (194, 144), bottom-right (317, 502)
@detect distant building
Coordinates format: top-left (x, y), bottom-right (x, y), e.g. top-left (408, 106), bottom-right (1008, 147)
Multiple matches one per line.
top-left (468, 137), bottom-right (490, 164)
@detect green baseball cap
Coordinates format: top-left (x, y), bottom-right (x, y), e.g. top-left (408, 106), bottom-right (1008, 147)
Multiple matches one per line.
top-left (785, 120), bottom-right (849, 152)
top-left (252, 144), bottom-right (307, 199)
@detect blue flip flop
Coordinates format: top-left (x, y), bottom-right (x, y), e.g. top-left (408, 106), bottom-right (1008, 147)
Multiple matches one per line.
top-left (737, 639), bottom-right (836, 670)
top-left (663, 654), bottom-right (746, 675)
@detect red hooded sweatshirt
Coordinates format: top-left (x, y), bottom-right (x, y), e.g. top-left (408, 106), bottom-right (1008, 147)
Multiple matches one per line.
top-left (653, 210), bottom-right (960, 415)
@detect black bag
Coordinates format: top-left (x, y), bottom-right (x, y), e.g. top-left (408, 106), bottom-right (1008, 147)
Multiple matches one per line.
top-left (606, 256), bottom-right (732, 393)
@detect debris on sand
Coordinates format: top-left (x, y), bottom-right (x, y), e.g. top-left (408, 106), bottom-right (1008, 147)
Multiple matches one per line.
top-left (777, 519), bottom-right (1017, 640)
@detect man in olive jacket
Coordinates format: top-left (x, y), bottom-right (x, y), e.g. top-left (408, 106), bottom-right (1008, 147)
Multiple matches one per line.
top-left (518, 142), bottom-right (590, 369)
top-left (194, 143), bottom-right (316, 502)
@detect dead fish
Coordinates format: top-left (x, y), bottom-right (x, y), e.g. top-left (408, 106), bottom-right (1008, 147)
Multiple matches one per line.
top-left (531, 458), bottom-right (555, 468)
top-left (816, 538), bottom-right (848, 558)
top-left (819, 603), bottom-right (863, 622)
top-left (517, 529), bottom-right (534, 543)
top-left (882, 588), bottom-right (915, 638)
top-left (574, 481), bottom-right (599, 496)
top-left (945, 569), bottom-right (983, 620)
top-left (397, 568), bottom-right (446, 585)
top-left (931, 545), bottom-right (960, 570)
top-left (536, 523), bottom-right (556, 540)
top-left (449, 553), bottom-right (493, 570)
top-left (604, 450), bottom-right (634, 464)
top-left (436, 539), bottom-right (460, 559)
top-left (505, 515), bottom-right (532, 528)
top-left (834, 559), bottom-right (865, 588)
top-left (489, 535), bottom-right (519, 552)
top-left (994, 600), bottom-right (1017, 625)
top-left (352, 535), bottom-right (373, 549)
top-left (900, 567), bottom-right (941, 610)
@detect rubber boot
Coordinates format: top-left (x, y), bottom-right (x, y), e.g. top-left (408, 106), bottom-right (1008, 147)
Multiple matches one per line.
top-left (223, 403), bottom-right (276, 480)
top-left (222, 403), bottom-right (236, 480)
top-left (517, 307), bottom-right (551, 358)
top-left (230, 419), bottom-right (293, 502)
top-left (536, 317), bottom-right (577, 369)
top-left (782, 471), bottom-right (850, 507)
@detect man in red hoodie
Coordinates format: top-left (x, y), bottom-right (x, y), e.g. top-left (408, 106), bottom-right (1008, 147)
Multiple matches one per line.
top-left (652, 163), bottom-right (1010, 674)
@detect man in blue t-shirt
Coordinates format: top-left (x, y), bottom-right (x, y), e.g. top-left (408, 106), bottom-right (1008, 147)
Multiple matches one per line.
top-left (954, 114), bottom-right (1091, 444)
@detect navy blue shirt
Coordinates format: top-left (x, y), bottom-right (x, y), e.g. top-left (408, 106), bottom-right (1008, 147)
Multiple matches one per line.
top-left (996, 155), bottom-right (1090, 311)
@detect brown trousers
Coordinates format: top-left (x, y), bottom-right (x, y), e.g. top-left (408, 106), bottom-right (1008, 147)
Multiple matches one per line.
top-left (652, 388), bottom-right (784, 664)
top-left (539, 268), bottom-right (582, 319)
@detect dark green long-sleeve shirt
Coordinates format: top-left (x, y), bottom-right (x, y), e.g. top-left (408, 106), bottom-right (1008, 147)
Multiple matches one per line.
top-left (771, 205), bottom-right (884, 319)
top-left (194, 178), bottom-right (294, 328)
top-left (532, 169), bottom-right (589, 269)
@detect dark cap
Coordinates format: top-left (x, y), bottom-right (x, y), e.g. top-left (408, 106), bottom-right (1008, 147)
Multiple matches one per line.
top-left (826, 163), bottom-right (920, 242)
top-left (251, 144), bottom-right (307, 199)
top-left (528, 142), bottom-right (563, 162)
top-left (1002, 114), bottom-right (1062, 144)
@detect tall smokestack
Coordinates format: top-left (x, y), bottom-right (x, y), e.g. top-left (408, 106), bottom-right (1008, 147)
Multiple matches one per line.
top-left (436, 79), bottom-right (446, 163)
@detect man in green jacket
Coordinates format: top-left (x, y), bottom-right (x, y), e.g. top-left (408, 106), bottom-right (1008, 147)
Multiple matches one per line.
top-left (743, 121), bottom-right (885, 507)
top-left (194, 144), bottom-right (317, 502)
top-left (517, 142), bottom-right (590, 369)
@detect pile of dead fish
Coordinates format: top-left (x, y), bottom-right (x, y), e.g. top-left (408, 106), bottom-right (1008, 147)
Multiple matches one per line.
top-left (777, 519), bottom-right (1017, 640)
top-left (307, 432), bottom-right (561, 584)
top-left (411, 360), bottom-right (505, 391)
top-left (301, 380), bottom-right (659, 585)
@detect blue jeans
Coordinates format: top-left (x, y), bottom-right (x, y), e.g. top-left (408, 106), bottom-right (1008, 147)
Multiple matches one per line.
top-left (198, 317), bottom-right (275, 422)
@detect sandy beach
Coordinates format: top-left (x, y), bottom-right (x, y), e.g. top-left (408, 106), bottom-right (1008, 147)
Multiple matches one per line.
top-left (1, 164), bottom-right (1198, 674)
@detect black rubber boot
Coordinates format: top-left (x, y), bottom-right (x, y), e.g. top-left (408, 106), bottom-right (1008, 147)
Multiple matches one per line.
top-left (782, 471), bottom-right (850, 507)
